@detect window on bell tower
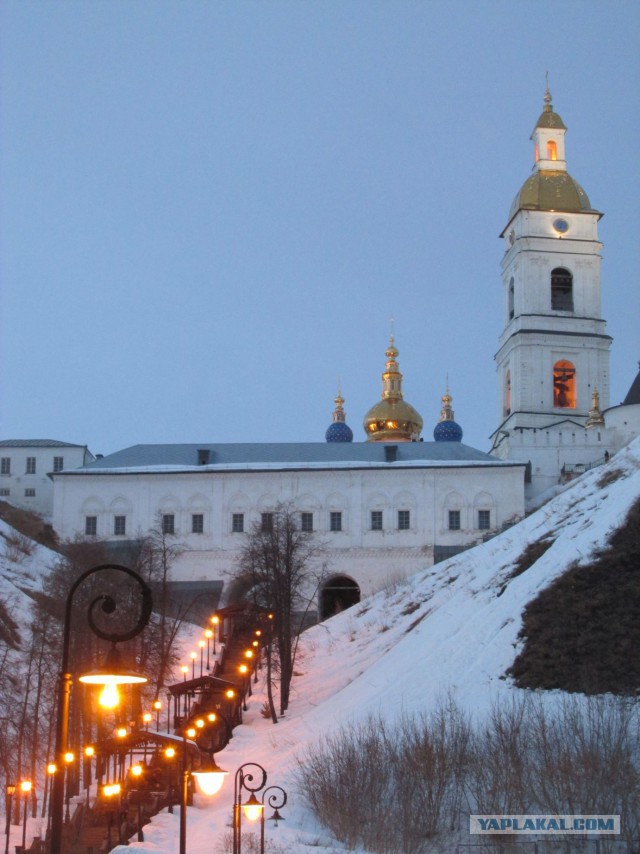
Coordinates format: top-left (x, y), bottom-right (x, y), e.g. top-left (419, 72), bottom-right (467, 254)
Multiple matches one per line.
top-left (553, 360), bottom-right (576, 409)
top-left (508, 277), bottom-right (514, 319)
top-left (504, 370), bottom-right (511, 417)
top-left (547, 140), bottom-right (558, 160)
top-left (551, 268), bottom-right (574, 311)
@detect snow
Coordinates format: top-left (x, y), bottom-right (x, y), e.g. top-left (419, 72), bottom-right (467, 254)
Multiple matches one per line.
top-left (2, 438), bottom-right (639, 852)
top-left (106, 437), bottom-right (640, 853)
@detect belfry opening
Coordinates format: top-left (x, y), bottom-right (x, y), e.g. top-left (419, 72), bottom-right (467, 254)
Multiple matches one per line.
top-left (320, 575), bottom-right (361, 620)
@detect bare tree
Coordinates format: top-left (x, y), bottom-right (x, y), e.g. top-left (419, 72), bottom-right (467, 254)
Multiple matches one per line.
top-left (234, 503), bottom-right (324, 720)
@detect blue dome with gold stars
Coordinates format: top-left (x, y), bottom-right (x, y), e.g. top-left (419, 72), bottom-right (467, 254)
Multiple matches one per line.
top-left (433, 386), bottom-right (463, 442)
top-left (326, 390), bottom-right (353, 443)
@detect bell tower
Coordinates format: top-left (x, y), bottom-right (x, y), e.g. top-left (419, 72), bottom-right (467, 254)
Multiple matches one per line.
top-left (490, 87), bottom-right (612, 498)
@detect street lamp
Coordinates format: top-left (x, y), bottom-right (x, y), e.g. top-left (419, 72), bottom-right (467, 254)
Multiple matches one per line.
top-left (4, 783), bottom-right (15, 854)
top-left (260, 786), bottom-right (287, 853)
top-left (233, 763), bottom-right (266, 854)
top-left (49, 564), bottom-right (152, 854)
top-left (210, 614), bottom-right (219, 654)
top-left (20, 781), bottom-right (31, 852)
top-left (204, 629), bottom-right (213, 670)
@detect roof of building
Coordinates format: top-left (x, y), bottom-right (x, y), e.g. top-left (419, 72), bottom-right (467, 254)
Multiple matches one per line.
top-left (0, 439), bottom-right (87, 448)
top-left (622, 365), bottom-right (640, 406)
top-left (56, 441), bottom-right (523, 475)
top-left (507, 171), bottom-right (599, 222)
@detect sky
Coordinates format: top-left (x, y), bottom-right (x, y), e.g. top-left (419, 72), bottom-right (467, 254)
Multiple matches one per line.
top-left (1, 1), bottom-right (639, 457)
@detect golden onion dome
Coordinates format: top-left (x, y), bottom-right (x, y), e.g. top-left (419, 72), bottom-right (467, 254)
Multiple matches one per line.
top-left (363, 335), bottom-right (423, 442)
top-left (508, 170), bottom-right (599, 221)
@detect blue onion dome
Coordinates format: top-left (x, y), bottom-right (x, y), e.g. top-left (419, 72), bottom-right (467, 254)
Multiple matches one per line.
top-left (326, 391), bottom-right (353, 443)
top-left (433, 386), bottom-right (463, 442)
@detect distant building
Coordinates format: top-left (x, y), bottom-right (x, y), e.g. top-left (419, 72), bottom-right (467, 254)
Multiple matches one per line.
top-left (490, 87), bottom-right (639, 500)
top-left (0, 439), bottom-right (95, 517)
top-left (52, 340), bottom-right (525, 620)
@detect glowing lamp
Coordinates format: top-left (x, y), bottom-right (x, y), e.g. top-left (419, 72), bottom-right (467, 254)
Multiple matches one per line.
top-left (116, 727), bottom-right (128, 739)
top-left (192, 760), bottom-right (228, 797)
top-left (207, 713), bottom-right (216, 722)
top-left (242, 793), bottom-right (263, 822)
top-left (186, 727), bottom-right (196, 739)
top-left (80, 644), bottom-right (147, 708)
top-left (195, 718), bottom-right (205, 729)
top-left (225, 689), bottom-right (235, 699)
top-left (47, 764), bottom-right (57, 775)
top-left (142, 712), bottom-right (152, 724)
top-left (64, 752), bottom-right (74, 764)
top-left (204, 629), bottom-right (213, 639)
top-left (153, 700), bottom-right (162, 711)
top-left (84, 746), bottom-right (95, 758)
top-left (131, 764), bottom-right (143, 778)
top-left (198, 640), bottom-right (205, 648)
top-left (20, 781), bottom-right (32, 794)
top-left (165, 747), bottom-right (176, 759)
top-left (211, 615), bottom-right (219, 625)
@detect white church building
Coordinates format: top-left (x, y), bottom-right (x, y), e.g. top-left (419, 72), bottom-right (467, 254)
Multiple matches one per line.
top-left (51, 339), bottom-right (526, 619)
top-left (490, 87), bottom-right (640, 500)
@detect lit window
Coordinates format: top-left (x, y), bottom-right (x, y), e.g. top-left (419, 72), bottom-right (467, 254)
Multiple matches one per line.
top-left (25, 488), bottom-right (36, 497)
top-left (192, 514), bottom-right (204, 534)
top-left (398, 510), bottom-right (410, 531)
top-left (301, 512), bottom-right (313, 532)
top-left (553, 360), bottom-right (576, 409)
top-left (162, 514), bottom-right (175, 535)
top-left (232, 513), bottom-right (244, 533)
top-left (448, 510), bottom-right (461, 531)
top-left (53, 456), bottom-right (64, 472)
top-left (330, 511), bottom-right (342, 532)
top-left (547, 140), bottom-right (557, 160)
top-left (85, 516), bottom-right (97, 536)
top-left (261, 513), bottom-right (274, 533)
top-left (1, 458), bottom-right (11, 475)
top-left (478, 510), bottom-right (491, 530)
top-left (26, 457), bottom-right (36, 474)
top-left (114, 515), bottom-right (126, 536)
top-left (370, 510), bottom-right (383, 531)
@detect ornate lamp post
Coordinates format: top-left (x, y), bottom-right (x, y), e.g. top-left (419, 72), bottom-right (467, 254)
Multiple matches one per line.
top-left (260, 786), bottom-right (287, 853)
top-left (232, 764), bottom-right (286, 854)
top-left (49, 564), bottom-right (152, 854)
top-left (20, 781), bottom-right (32, 852)
top-left (4, 783), bottom-right (15, 854)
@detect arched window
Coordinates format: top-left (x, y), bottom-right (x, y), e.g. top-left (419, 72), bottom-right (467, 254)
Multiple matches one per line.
top-left (553, 360), bottom-right (576, 409)
top-left (551, 267), bottom-right (573, 311)
top-left (508, 277), bottom-right (514, 319)
top-left (504, 369), bottom-right (511, 417)
top-left (547, 140), bottom-right (558, 160)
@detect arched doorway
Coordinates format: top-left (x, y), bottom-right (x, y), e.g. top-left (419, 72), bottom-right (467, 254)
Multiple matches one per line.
top-left (320, 575), bottom-right (361, 620)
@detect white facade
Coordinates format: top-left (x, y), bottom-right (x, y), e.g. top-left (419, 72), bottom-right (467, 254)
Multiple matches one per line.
top-left (0, 440), bottom-right (95, 517)
top-left (490, 91), bottom-right (621, 500)
top-left (52, 443), bottom-right (525, 611)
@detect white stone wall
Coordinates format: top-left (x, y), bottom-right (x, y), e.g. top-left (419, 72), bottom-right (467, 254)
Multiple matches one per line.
top-left (52, 463), bottom-right (525, 593)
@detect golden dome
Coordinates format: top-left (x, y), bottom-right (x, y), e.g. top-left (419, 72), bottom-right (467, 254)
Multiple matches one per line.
top-left (508, 170), bottom-right (598, 221)
top-left (363, 335), bottom-right (423, 442)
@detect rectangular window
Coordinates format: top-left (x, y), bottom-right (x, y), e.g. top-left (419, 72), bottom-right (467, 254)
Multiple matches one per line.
top-left (114, 515), bottom-right (126, 536)
top-left (261, 512), bottom-right (274, 533)
top-left (301, 512), bottom-right (313, 532)
top-left (0, 488), bottom-right (9, 496)
top-left (192, 513), bottom-right (204, 534)
top-left (162, 514), bottom-right (175, 535)
top-left (330, 511), bottom-right (342, 532)
top-left (398, 509), bottom-right (410, 530)
top-left (24, 488), bottom-right (36, 497)
top-left (232, 513), bottom-right (244, 533)
top-left (448, 510), bottom-right (461, 531)
top-left (478, 510), bottom-right (491, 530)
top-left (85, 516), bottom-right (97, 536)
top-left (1, 458), bottom-right (10, 475)
top-left (370, 510), bottom-right (383, 531)
top-left (53, 456), bottom-right (64, 472)
top-left (26, 457), bottom-right (36, 474)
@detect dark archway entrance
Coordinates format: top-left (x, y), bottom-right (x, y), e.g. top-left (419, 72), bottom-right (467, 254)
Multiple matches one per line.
top-left (320, 575), bottom-right (361, 620)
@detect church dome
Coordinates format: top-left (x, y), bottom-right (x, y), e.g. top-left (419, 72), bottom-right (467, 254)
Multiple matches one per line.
top-left (433, 385), bottom-right (463, 442)
top-left (363, 336), bottom-right (423, 442)
top-left (508, 171), bottom-right (597, 221)
top-left (325, 390), bottom-right (353, 443)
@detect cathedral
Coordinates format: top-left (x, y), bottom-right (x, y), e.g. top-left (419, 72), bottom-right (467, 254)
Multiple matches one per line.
top-left (8, 88), bottom-right (639, 620)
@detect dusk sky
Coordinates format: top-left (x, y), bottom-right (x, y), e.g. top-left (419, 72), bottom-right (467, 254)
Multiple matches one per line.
top-left (1, 1), bottom-right (638, 456)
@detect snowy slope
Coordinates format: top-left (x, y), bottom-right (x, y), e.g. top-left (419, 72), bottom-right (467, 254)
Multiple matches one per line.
top-left (40, 439), bottom-right (640, 851)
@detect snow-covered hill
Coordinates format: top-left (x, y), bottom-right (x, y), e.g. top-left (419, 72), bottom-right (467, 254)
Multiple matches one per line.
top-left (111, 437), bottom-right (639, 853)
